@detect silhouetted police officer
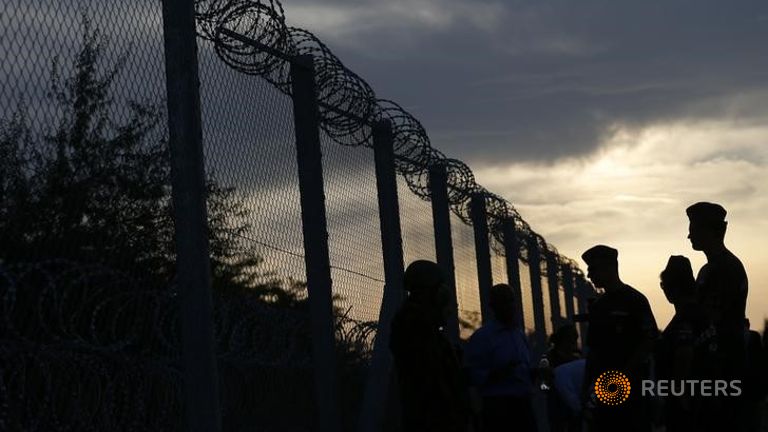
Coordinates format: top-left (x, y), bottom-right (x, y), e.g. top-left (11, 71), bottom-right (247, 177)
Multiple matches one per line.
top-left (686, 202), bottom-right (749, 431)
top-left (581, 245), bottom-right (658, 432)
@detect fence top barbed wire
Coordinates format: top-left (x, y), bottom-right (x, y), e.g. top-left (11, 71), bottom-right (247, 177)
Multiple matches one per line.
top-left (193, 0), bottom-right (591, 285)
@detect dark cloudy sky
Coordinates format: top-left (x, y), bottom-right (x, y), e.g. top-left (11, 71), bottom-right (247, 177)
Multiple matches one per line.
top-left (2, 0), bottom-right (766, 327)
top-left (287, 0), bottom-right (768, 326)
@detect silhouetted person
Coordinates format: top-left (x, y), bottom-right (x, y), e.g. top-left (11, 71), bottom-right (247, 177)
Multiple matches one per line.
top-left (762, 320), bottom-right (768, 357)
top-left (390, 260), bottom-right (469, 432)
top-left (686, 202), bottom-right (748, 430)
top-left (580, 245), bottom-right (658, 432)
top-left (464, 283), bottom-right (536, 432)
top-left (742, 319), bottom-right (766, 432)
top-left (545, 324), bottom-right (582, 370)
top-left (655, 255), bottom-right (712, 432)
top-left (540, 324), bottom-right (582, 432)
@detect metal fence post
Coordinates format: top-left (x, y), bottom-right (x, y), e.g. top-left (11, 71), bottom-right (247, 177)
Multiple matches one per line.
top-left (576, 277), bottom-right (590, 317)
top-left (470, 193), bottom-right (493, 324)
top-left (501, 219), bottom-right (524, 329)
top-left (429, 164), bottom-right (460, 344)
top-left (526, 237), bottom-right (548, 353)
top-left (160, 1), bottom-right (221, 431)
top-left (546, 252), bottom-right (563, 330)
top-left (561, 264), bottom-right (576, 320)
top-left (358, 120), bottom-right (405, 432)
top-left (290, 54), bottom-right (341, 432)
top-left (575, 277), bottom-right (591, 351)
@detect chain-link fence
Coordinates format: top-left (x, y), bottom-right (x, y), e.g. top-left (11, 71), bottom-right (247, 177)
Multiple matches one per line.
top-left (0, 1), bottom-right (184, 430)
top-left (0, 0), bottom-right (596, 430)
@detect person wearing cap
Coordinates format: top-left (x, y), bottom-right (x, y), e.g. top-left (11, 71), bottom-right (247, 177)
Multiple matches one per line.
top-left (390, 260), bottom-right (469, 432)
top-left (686, 202), bottom-right (748, 364)
top-left (580, 245), bottom-right (658, 432)
top-left (685, 202), bottom-right (749, 430)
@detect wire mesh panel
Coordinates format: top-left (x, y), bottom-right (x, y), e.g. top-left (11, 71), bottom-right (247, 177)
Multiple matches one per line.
top-left (0, 1), bottom-right (170, 268)
top-left (0, 1), bottom-right (183, 430)
top-left (197, 37), bottom-right (318, 431)
top-left (321, 131), bottom-right (387, 430)
top-left (398, 176), bottom-right (438, 266)
top-left (518, 260), bottom-right (537, 336)
top-left (198, 45), bottom-right (305, 281)
top-left (451, 212), bottom-right (481, 339)
top-left (1, 0), bottom-right (593, 429)
top-left (540, 264), bottom-right (553, 338)
top-left (321, 135), bottom-right (385, 324)
top-left (566, 290), bottom-right (577, 321)
top-left (559, 286), bottom-right (568, 322)
top-left (490, 251), bottom-right (508, 302)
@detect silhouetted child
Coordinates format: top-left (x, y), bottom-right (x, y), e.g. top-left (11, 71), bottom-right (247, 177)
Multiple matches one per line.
top-left (390, 260), bottom-right (469, 432)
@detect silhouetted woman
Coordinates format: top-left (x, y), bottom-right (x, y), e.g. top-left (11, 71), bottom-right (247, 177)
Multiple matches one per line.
top-left (656, 255), bottom-right (711, 432)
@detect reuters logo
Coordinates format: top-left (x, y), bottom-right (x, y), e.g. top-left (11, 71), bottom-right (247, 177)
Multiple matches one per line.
top-left (594, 371), bottom-right (631, 406)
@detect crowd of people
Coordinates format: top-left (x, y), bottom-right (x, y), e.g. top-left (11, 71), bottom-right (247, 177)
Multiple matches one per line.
top-left (389, 202), bottom-right (767, 432)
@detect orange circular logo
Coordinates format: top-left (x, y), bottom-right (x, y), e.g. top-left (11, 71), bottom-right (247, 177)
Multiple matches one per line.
top-left (594, 371), bottom-right (631, 406)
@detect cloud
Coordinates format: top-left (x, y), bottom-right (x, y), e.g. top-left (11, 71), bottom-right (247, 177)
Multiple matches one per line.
top-left (288, 0), bottom-right (506, 46)
top-left (9, 0), bottom-right (767, 166)
top-left (282, 0), bottom-right (768, 165)
top-left (4, 0), bottom-right (767, 327)
top-left (473, 119), bottom-right (768, 326)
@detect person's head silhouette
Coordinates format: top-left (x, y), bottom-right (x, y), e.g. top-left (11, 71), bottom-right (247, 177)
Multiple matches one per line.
top-left (581, 245), bottom-right (620, 291)
top-left (403, 260), bottom-right (448, 310)
top-left (686, 202), bottom-right (727, 253)
top-left (489, 283), bottom-right (517, 326)
top-left (659, 255), bottom-right (695, 305)
top-left (549, 324), bottom-right (579, 354)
